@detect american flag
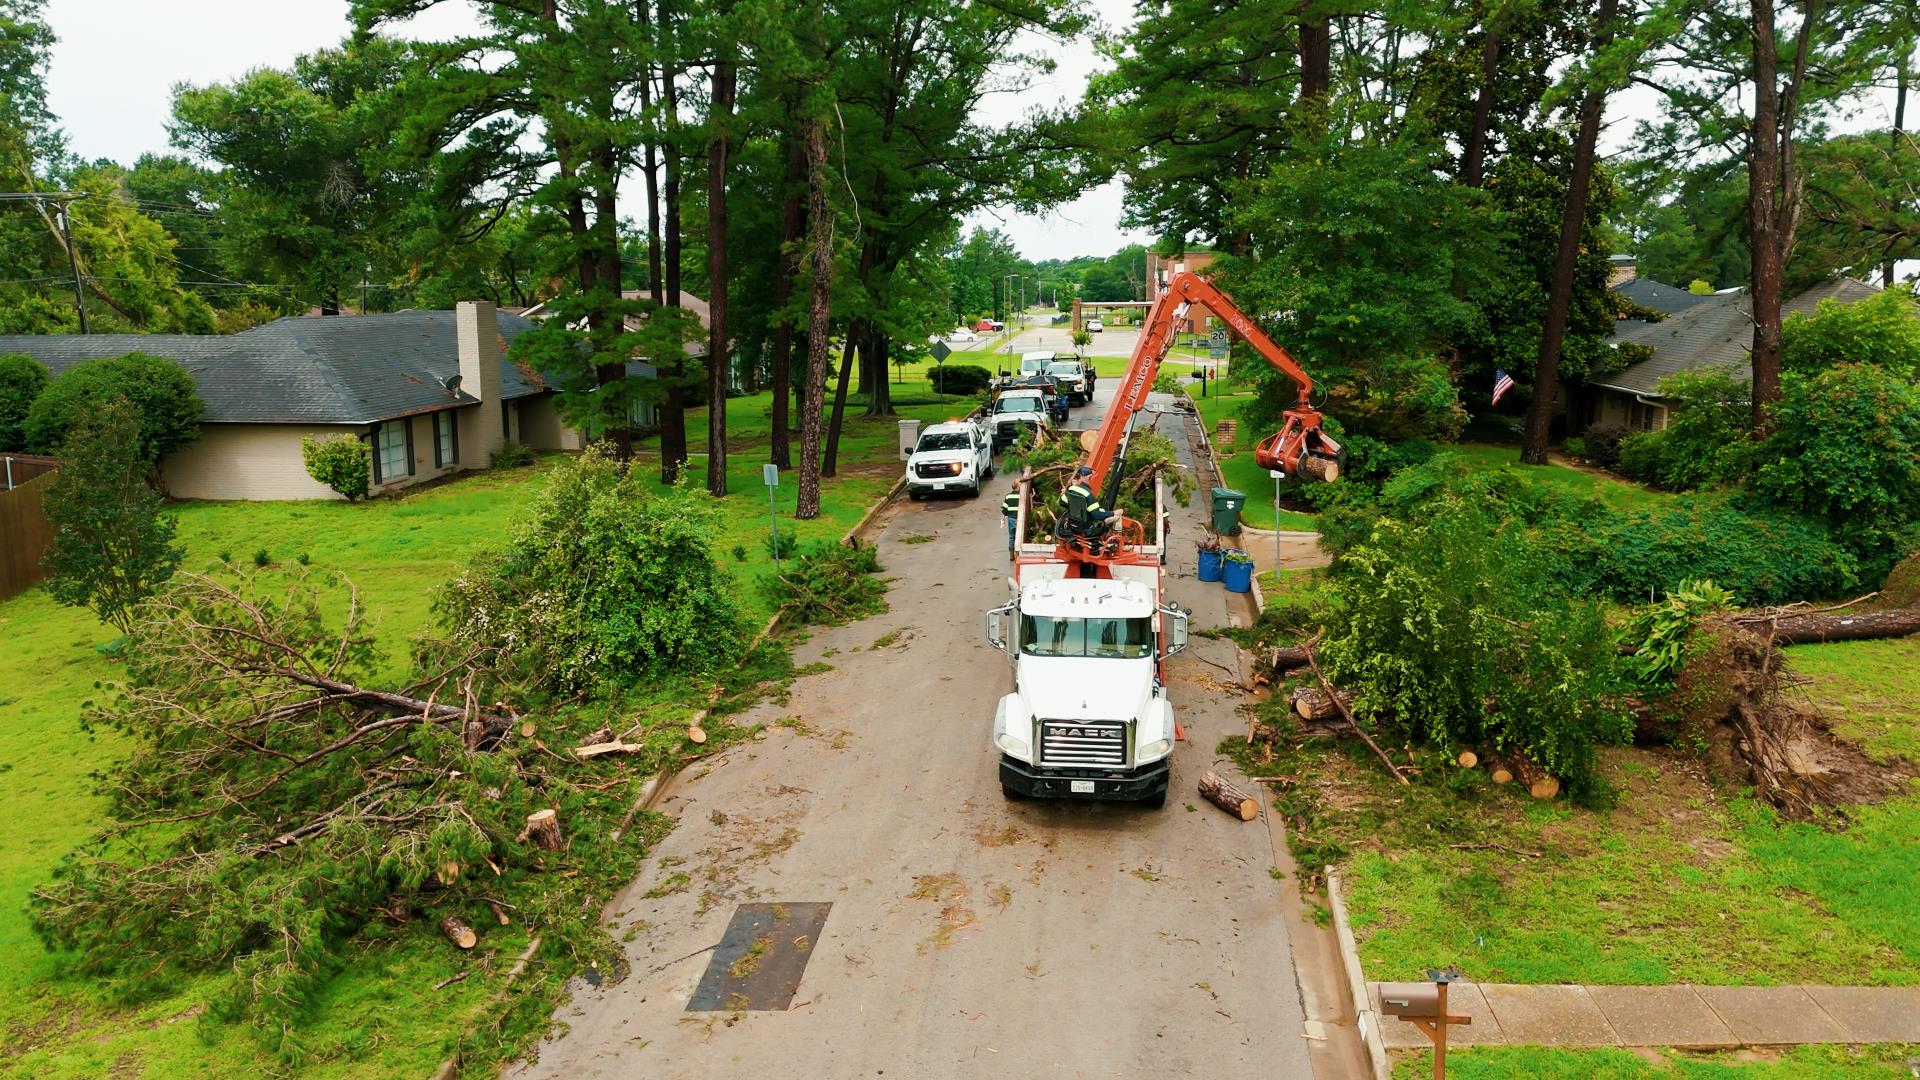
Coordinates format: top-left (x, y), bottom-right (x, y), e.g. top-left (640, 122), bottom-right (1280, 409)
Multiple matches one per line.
top-left (1491, 369), bottom-right (1515, 407)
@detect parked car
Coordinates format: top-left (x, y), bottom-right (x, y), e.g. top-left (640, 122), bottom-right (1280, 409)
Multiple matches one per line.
top-left (947, 327), bottom-right (982, 343)
top-left (973, 318), bottom-right (1005, 333)
top-left (906, 420), bottom-right (993, 500)
top-left (1085, 317), bottom-right (1104, 333)
top-left (1047, 359), bottom-right (1092, 405)
top-left (989, 388), bottom-right (1052, 450)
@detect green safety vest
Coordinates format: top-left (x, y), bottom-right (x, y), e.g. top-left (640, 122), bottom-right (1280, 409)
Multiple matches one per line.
top-left (1001, 491), bottom-right (1021, 514)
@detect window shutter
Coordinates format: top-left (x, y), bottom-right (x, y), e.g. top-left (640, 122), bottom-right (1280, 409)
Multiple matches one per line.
top-left (450, 410), bottom-right (460, 465)
top-left (365, 431), bottom-right (381, 485)
top-left (405, 417), bottom-right (417, 476)
top-left (432, 414), bottom-right (443, 469)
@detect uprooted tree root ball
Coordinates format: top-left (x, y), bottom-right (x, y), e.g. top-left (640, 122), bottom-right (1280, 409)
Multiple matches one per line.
top-left (1657, 618), bottom-right (1915, 817)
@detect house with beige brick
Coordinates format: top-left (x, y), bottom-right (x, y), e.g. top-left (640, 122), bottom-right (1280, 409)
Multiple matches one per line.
top-left (0, 301), bottom-right (646, 500)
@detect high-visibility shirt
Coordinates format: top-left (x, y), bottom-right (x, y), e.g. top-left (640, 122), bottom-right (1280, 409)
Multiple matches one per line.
top-left (1062, 482), bottom-right (1107, 523)
top-left (1001, 491), bottom-right (1021, 515)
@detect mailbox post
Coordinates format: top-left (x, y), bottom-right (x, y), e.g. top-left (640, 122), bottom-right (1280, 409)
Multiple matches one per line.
top-left (1378, 969), bottom-right (1471, 1079)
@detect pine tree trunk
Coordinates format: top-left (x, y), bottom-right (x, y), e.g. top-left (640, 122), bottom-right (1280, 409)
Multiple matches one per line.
top-left (658, 0), bottom-right (687, 483)
top-left (823, 323), bottom-right (860, 479)
top-left (1521, 0), bottom-right (1616, 465)
top-left (592, 144), bottom-right (631, 461)
top-left (768, 130), bottom-right (806, 468)
top-left (637, 1), bottom-right (664, 306)
top-left (795, 114), bottom-right (834, 520)
top-left (706, 58), bottom-right (735, 497)
top-left (1738, 609), bottom-right (1920, 645)
top-left (1297, 3), bottom-right (1331, 103)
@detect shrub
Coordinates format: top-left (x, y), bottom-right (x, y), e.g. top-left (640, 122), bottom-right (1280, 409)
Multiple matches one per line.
top-left (1753, 363), bottom-right (1920, 563)
top-left (251, 548), bottom-right (271, 568)
top-left (1622, 578), bottom-right (1735, 692)
top-left (1561, 435), bottom-right (1587, 459)
top-left (24, 352), bottom-right (202, 463)
top-left (928, 364), bottom-right (992, 396)
top-left (436, 451), bottom-right (744, 691)
top-left (764, 525), bottom-right (798, 560)
top-left (1578, 422), bottom-right (1630, 468)
top-left (759, 540), bottom-right (887, 626)
top-left (1319, 499), bottom-right (1630, 800)
top-left (300, 434), bottom-right (371, 501)
top-left (39, 399), bottom-right (184, 634)
top-left (0, 352), bottom-right (48, 452)
top-left (1613, 370), bottom-right (1750, 491)
top-left (491, 442), bottom-right (536, 468)
top-left (1781, 285), bottom-right (1920, 379)
top-left (1151, 370), bottom-right (1182, 395)
top-left (1592, 498), bottom-right (1859, 606)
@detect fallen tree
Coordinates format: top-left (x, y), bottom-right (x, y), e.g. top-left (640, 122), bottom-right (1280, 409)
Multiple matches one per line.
top-left (1732, 607), bottom-right (1920, 645)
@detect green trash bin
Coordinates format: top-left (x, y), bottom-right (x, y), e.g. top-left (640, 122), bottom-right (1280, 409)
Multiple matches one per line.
top-left (1210, 487), bottom-right (1246, 535)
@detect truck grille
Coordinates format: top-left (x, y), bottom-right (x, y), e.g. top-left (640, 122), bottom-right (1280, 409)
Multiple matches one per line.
top-left (1038, 720), bottom-right (1126, 768)
top-left (915, 462), bottom-right (962, 478)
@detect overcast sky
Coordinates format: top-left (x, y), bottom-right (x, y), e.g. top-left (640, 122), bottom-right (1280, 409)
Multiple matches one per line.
top-left (41, 2), bottom-right (1906, 266)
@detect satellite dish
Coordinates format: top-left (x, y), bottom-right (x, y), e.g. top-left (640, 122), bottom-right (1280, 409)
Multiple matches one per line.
top-left (439, 373), bottom-right (463, 393)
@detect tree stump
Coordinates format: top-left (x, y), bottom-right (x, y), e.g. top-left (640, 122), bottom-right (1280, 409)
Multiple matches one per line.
top-left (440, 914), bottom-right (477, 950)
top-left (687, 724), bottom-right (708, 745)
top-left (1198, 771), bottom-right (1258, 821)
top-left (1456, 750), bottom-right (1479, 769)
top-left (1490, 768), bottom-right (1513, 784)
top-left (519, 808), bottom-right (563, 850)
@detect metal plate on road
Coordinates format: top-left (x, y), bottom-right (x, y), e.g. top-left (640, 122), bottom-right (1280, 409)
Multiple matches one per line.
top-left (687, 902), bottom-right (832, 1012)
top-left (930, 340), bottom-right (952, 362)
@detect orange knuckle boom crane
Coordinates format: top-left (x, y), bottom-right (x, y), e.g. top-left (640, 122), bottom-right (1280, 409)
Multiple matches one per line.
top-left (1057, 271), bottom-right (1341, 571)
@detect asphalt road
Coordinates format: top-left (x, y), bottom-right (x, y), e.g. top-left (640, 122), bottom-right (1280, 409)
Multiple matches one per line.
top-left (511, 383), bottom-right (1318, 1080)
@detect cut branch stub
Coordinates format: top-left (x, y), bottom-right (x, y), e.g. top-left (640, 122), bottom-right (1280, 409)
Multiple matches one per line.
top-left (440, 914), bottom-right (477, 950)
top-left (519, 808), bottom-right (563, 851)
top-left (1198, 770), bottom-right (1259, 821)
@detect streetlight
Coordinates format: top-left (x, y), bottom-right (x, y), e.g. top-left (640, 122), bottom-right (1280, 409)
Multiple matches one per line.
top-left (1002, 273), bottom-right (1020, 359)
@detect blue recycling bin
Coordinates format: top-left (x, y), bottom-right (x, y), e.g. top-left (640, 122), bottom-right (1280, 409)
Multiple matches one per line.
top-left (1197, 547), bottom-right (1224, 582)
top-left (1222, 554), bottom-right (1254, 593)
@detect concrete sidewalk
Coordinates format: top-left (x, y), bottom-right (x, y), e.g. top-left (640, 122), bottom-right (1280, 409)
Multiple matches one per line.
top-left (1369, 981), bottom-right (1920, 1050)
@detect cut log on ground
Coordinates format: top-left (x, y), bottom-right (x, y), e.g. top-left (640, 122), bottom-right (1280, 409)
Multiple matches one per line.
top-left (1292, 686), bottom-right (1354, 722)
top-left (440, 914), bottom-right (477, 950)
top-left (1490, 768), bottom-right (1513, 784)
top-left (486, 898), bottom-right (511, 926)
top-left (1456, 750), bottom-right (1479, 769)
top-left (519, 808), bottom-right (563, 850)
top-left (687, 724), bottom-right (708, 745)
top-left (1269, 645), bottom-right (1312, 672)
top-left (1198, 770), bottom-right (1259, 821)
top-left (578, 727), bottom-right (613, 747)
top-left (1735, 608), bottom-right (1920, 645)
top-left (1529, 776), bottom-right (1561, 800)
top-left (1297, 645), bottom-right (1410, 786)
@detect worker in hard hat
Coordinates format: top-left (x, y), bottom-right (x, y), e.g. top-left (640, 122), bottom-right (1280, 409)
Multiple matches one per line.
top-left (1057, 465), bottom-right (1113, 549)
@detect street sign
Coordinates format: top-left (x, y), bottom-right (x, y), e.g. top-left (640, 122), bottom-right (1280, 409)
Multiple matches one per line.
top-left (1208, 327), bottom-right (1229, 360)
top-left (763, 463), bottom-right (779, 487)
top-left (763, 464), bottom-right (782, 568)
top-left (930, 340), bottom-right (952, 362)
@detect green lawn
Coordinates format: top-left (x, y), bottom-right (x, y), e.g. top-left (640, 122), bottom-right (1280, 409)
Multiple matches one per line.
top-left (1789, 636), bottom-right (1920, 763)
top-left (0, 390), bottom-right (930, 1078)
top-left (1185, 389), bottom-right (1319, 531)
top-left (1447, 443), bottom-right (1670, 513)
top-left (1393, 1044), bottom-right (1920, 1078)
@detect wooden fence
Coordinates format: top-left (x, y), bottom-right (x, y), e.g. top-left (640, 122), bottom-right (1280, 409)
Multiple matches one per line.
top-left (1, 462), bottom-right (58, 601)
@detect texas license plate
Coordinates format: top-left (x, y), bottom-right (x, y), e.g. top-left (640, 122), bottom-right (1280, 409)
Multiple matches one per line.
top-left (1070, 780), bottom-right (1095, 794)
top-left (933, 483), bottom-right (946, 491)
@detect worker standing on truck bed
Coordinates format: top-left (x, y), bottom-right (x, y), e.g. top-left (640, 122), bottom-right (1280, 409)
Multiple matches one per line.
top-left (1001, 480), bottom-right (1022, 558)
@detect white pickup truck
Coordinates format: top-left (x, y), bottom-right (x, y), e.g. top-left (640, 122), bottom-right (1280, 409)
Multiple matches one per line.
top-left (905, 419), bottom-right (993, 500)
top-left (1047, 359), bottom-right (1092, 406)
top-left (988, 388), bottom-right (1052, 450)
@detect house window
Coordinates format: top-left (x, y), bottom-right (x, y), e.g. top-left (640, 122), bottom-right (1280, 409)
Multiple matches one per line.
top-left (434, 411), bottom-right (458, 468)
top-left (376, 419), bottom-right (411, 483)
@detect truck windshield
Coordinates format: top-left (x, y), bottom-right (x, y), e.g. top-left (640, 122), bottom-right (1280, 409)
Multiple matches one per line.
top-left (1047, 363), bottom-right (1081, 379)
top-left (1020, 615), bottom-right (1154, 659)
top-left (995, 397), bottom-right (1041, 415)
top-left (916, 432), bottom-right (971, 452)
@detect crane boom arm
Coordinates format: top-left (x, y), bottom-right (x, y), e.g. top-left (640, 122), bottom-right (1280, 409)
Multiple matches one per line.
top-left (1085, 272), bottom-right (1332, 510)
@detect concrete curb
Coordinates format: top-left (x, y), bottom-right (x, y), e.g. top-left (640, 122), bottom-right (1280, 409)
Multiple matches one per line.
top-left (1328, 867), bottom-right (1392, 1080)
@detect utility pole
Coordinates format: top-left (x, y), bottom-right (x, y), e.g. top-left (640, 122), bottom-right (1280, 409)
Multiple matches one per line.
top-left (2, 191), bottom-right (91, 333)
top-left (55, 201), bottom-right (88, 333)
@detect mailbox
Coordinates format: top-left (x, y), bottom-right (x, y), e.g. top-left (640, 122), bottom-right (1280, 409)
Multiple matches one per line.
top-left (1379, 982), bottom-right (1442, 1019)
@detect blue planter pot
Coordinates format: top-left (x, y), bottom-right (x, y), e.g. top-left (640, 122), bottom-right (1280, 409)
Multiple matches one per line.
top-left (1222, 556), bottom-right (1254, 594)
top-left (1197, 547), bottom-right (1225, 582)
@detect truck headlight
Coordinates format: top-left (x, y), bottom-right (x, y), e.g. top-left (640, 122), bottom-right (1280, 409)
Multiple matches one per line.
top-left (995, 732), bottom-right (1030, 759)
top-left (1136, 738), bottom-right (1171, 764)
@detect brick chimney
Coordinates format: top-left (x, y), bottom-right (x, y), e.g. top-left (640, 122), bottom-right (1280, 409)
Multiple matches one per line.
top-left (456, 300), bottom-right (506, 469)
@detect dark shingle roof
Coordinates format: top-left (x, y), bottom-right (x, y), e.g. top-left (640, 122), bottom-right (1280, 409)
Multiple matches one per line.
top-left (1616, 277), bottom-right (1712, 316)
top-left (1594, 278), bottom-right (1882, 397)
top-left (0, 310), bottom-right (549, 425)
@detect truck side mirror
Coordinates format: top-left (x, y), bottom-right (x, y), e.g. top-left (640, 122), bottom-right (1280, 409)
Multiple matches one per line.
top-left (986, 602), bottom-right (1015, 652)
top-left (1161, 605), bottom-right (1190, 655)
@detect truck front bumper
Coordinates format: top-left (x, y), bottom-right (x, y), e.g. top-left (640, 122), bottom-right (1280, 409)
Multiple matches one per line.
top-left (998, 755), bottom-right (1170, 803)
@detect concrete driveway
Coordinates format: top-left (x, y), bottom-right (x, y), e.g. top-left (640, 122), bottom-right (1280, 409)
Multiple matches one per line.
top-left (511, 385), bottom-right (1319, 1080)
